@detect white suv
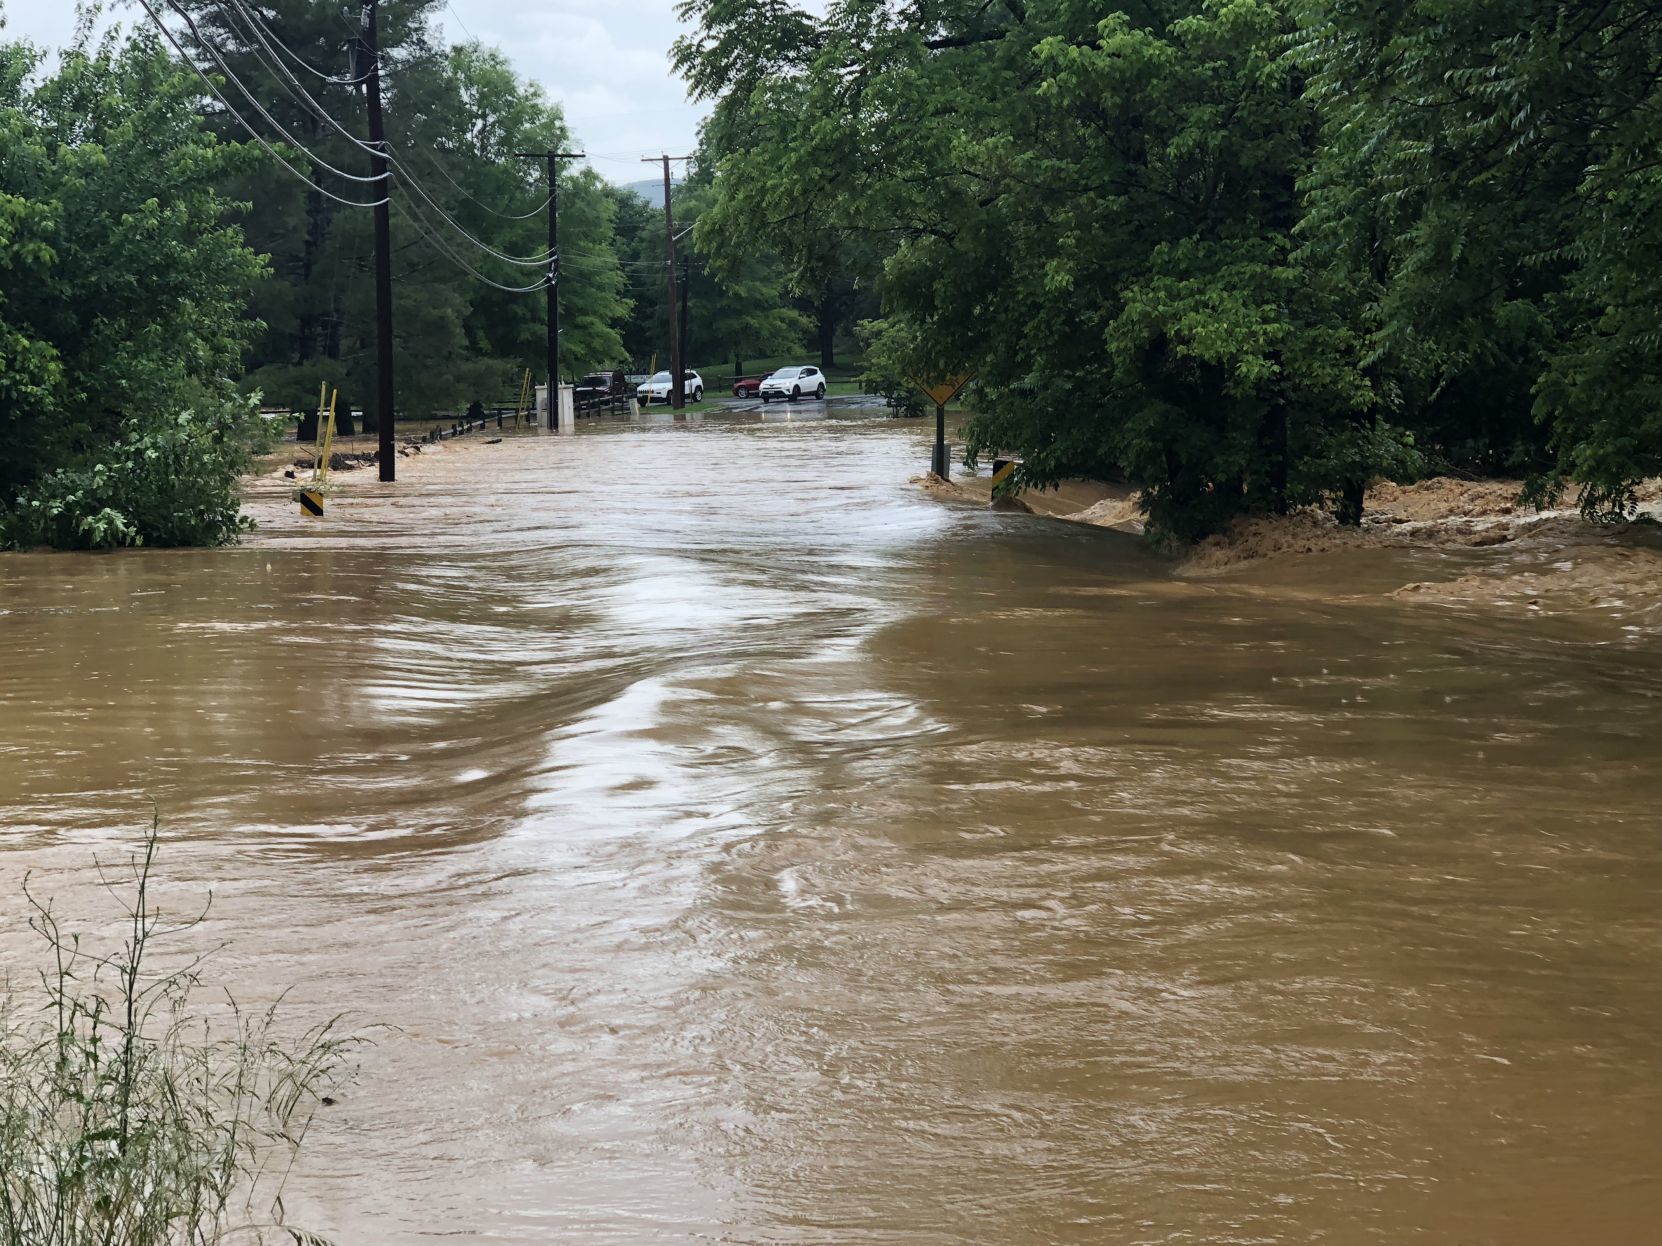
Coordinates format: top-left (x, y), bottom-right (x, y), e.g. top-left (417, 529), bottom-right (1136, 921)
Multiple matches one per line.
top-left (636, 370), bottom-right (704, 404)
top-left (759, 366), bottom-right (826, 402)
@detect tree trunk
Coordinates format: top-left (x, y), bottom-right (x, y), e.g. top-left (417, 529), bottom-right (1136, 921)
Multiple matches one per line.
top-left (1260, 398), bottom-right (1289, 515)
top-left (298, 172), bottom-right (330, 364)
top-left (1336, 478), bottom-right (1365, 527)
top-left (816, 281), bottom-right (837, 369)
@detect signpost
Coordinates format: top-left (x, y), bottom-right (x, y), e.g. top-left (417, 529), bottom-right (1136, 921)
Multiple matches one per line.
top-left (301, 383), bottom-right (338, 518)
top-left (911, 371), bottom-right (975, 480)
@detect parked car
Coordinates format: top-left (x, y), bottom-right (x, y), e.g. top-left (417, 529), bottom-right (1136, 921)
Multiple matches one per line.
top-left (636, 370), bottom-right (704, 404)
top-left (733, 372), bottom-right (773, 398)
top-left (759, 366), bottom-right (826, 402)
top-left (574, 370), bottom-right (628, 409)
top-left (571, 370), bottom-right (624, 400)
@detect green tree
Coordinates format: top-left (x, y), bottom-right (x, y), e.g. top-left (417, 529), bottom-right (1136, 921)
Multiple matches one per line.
top-left (187, 1), bottom-right (625, 410)
top-left (606, 182), bottom-right (668, 369)
top-left (606, 175), bottom-right (808, 376)
top-left (680, 177), bottom-right (809, 373)
top-left (680, 0), bottom-right (1403, 538)
top-left (1297, 0), bottom-right (1662, 515)
top-left (0, 28), bottom-right (272, 549)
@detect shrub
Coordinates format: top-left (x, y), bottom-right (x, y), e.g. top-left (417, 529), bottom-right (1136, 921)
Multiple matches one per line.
top-left (0, 396), bottom-right (280, 551)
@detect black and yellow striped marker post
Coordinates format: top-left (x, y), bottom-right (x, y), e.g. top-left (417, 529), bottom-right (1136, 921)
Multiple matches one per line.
top-left (991, 458), bottom-right (1017, 489)
top-left (299, 489), bottom-right (324, 517)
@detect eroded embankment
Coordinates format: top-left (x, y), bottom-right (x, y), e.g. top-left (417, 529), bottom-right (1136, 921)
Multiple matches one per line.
top-left (924, 470), bottom-right (1662, 634)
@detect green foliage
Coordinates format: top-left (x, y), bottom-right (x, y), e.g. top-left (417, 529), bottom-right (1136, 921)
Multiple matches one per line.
top-left (1296, 0), bottom-right (1662, 516)
top-left (0, 816), bottom-right (358, 1246)
top-left (679, 178), bottom-right (812, 369)
top-left (0, 28), bottom-right (270, 550)
top-left (857, 318), bottom-right (927, 416)
top-left (2, 395), bottom-right (278, 551)
top-left (607, 176), bottom-right (810, 373)
top-left (686, 0), bottom-right (1403, 538)
top-left (683, 0), bottom-right (1662, 536)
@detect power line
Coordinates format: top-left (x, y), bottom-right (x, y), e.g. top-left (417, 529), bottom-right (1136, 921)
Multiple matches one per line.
top-left (390, 193), bottom-right (548, 293)
top-left (393, 157), bottom-right (555, 266)
top-left (419, 147), bottom-right (551, 220)
top-left (144, 1), bottom-right (642, 292)
top-left (444, 2), bottom-right (477, 44)
top-left (133, 0), bottom-right (389, 207)
top-left (223, 0), bottom-right (370, 84)
top-left (227, 0), bottom-right (550, 226)
top-left (196, 0), bottom-right (556, 260)
top-left (162, 0), bottom-right (387, 184)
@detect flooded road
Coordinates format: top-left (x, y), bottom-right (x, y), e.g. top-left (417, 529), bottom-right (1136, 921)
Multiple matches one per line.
top-left (3, 417), bottom-right (1660, 1243)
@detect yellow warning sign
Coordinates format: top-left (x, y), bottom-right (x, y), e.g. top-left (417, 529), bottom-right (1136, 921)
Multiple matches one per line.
top-left (991, 460), bottom-right (1017, 487)
top-left (912, 370), bottom-right (975, 408)
top-left (299, 489), bottom-right (324, 517)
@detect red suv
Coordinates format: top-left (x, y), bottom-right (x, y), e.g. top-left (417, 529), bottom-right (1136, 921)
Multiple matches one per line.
top-left (733, 372), bottom-right (772, 398)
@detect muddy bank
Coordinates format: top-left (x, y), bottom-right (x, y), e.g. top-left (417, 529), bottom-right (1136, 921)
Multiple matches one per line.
top-left (916, 472), bottom-right (1137, 524)
top-left (925, 469), bottom-right (1662, 632)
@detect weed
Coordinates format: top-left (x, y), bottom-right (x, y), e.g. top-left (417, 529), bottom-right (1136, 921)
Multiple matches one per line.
top-left (0, 813), bottom-right (360, 1246)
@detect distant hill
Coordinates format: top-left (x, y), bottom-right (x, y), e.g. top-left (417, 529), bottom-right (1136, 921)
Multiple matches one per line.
top-left (617, 177), bottom-right (681, 208)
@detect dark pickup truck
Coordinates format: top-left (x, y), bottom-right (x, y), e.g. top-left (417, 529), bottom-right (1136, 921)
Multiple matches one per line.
top-left (574, 370), bottom-right (629, 413)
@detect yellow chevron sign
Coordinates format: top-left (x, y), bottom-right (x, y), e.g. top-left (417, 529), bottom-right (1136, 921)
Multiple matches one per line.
top-left (299, 489), bottom-right (324, 517)
top-left (913, 370), bottom-right (975, 408)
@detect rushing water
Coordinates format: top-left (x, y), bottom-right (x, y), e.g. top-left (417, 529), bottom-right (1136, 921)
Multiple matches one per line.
top-left (2, 416), bottom-right (1660, 1244)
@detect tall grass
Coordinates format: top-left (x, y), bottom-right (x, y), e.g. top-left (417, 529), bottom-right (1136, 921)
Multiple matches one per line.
top-left (0, 816), bottom-right (359, 1246)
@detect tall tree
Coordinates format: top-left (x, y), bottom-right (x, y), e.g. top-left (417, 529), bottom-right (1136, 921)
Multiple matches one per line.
top-left (680, 0), bottom-right (1399, 537)
top-left (0, 28), bottom-right (271, 548)
top-left (1298, 0), bottom-right (1662, 516)
top-left (182, 1), bottom-right (625, 412)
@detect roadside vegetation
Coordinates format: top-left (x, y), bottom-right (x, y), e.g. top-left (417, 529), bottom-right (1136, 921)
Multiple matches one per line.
top-left (0, 3), bottom-right (847, 551)
top-left (0, 816), bottom-right (356, 1246)
top-left (0, 34), bottom-right (277, 551)
top-left (5, 0), bottom-right (1660, 547)
top-left (678, 0), bottom-right (1662, 538)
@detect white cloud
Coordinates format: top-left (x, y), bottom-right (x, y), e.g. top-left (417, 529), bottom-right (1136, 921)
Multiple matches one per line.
top-left (442, 0), bottom-right (713, 169)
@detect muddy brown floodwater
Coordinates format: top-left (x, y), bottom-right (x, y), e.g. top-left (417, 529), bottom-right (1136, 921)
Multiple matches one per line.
top-left (3, 416), bottom-right (1661, 1244)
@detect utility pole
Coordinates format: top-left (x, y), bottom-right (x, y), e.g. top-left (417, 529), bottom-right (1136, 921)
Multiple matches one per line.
top-left (679, 252), bottom-right (691, 391)
top-left (361, 0), bottom-right (395, 480)
top-left (643, 155), bottom-right (691, 408)
top-left (515, 149), bottom-right (584, 429)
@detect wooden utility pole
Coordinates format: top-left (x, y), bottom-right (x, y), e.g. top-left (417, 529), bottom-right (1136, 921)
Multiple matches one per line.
top-left (679, 252), bottom-right (691, 388)
top-left (515, 150), bottom-right (584, 429)
top-left (361, 0), bottom-right (395, 481)
top-left (643, 155), bottom-right (691, 408)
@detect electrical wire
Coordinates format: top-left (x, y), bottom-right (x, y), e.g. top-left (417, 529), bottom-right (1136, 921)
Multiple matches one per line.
top-left (223, 0), bottom-right (370, 84)
top-left (145, 0), bottom-right (647, 287)
top-left (207, 0), bottom-right (558, 265)
top-left (161, 0), bottom-right (388, 183)
top-left (392, 164), bottom-right (555, 265)
top-left (390, 194), bottom-right (549, 292)
top-left (226, 0), bottom-right (547, 227)
top-left (216, 0), bottom-right (382, 156)
top-left (133, 0), bottom-right (390, 207)
top-left (444, 1), bottom-right (477, 44)
top-left (190, 0), bottom-right (564, 268)
top-left (419, 147), bottom-right (551, 220)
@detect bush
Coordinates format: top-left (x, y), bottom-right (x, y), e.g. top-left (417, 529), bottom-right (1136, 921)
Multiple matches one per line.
top-left (865, 376), bottom-right (926, 418)
top-left (0, 396), bottom-right (280, 551)
top-left (0, 815), bottom-right (357, 1246)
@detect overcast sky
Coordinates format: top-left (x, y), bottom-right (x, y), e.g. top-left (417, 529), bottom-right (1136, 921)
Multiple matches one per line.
top-left (0, 0), bottom-right (712, 183)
